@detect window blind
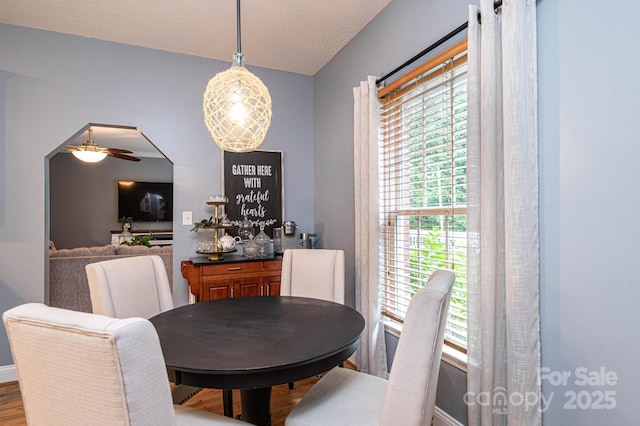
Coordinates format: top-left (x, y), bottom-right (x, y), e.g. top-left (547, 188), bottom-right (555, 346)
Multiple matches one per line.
top-left (378, 44), bottom-right (468, 351)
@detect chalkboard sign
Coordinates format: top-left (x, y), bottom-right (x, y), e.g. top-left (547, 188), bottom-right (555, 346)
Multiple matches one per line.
top-left (223, 150), bottom-right (283, 238)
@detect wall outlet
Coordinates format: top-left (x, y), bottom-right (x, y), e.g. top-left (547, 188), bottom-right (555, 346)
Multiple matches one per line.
top-left (182, 211), bottom-right (192, 226)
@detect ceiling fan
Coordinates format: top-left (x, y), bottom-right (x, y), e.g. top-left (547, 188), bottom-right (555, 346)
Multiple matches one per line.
top-left (65, 128), bottom-right (141, 163)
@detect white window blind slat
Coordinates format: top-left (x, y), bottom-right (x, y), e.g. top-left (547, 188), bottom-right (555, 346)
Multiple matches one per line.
top-left (378, 47), bottom-right (468, 351)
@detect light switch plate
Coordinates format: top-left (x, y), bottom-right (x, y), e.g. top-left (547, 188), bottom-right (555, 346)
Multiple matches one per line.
top-left (182, 211), bottom-right (193, 225)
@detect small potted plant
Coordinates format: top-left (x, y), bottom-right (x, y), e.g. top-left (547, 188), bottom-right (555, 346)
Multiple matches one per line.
top-left (118, 216), bottom-right (134, 231)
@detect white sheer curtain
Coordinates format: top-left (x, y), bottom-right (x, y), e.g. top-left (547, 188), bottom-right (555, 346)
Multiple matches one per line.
top-left (353, 76), bottom-right (388, 378)
top-left (466, 0), bottom-right (541, 424)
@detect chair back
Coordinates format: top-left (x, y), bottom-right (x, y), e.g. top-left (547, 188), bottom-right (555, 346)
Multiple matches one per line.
top-left (280, 249), bottom-right (345, 304)
top-left (86, 255), bottom-right (174, 319)
top-left (381, 269), bottom-right (455, 425)
top-left (3, 303), bottom-right (177, 426)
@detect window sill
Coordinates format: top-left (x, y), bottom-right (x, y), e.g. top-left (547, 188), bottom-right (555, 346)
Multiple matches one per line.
top-left (383, 319), bottom-right (467, 373)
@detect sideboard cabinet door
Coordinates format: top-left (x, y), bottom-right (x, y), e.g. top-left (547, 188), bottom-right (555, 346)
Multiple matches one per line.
top-left (181, 259), bottom-right (281, 302)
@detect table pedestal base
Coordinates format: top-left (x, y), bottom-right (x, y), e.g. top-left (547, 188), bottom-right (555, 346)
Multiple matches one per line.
top-left (223, 389), bottom-right (233, 418)
top-left (241, 387), bottom-right (272, 426)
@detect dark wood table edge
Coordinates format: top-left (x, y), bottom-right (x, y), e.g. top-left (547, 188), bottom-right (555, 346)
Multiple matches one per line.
top-left (167, 340), bottom-right (360, 390)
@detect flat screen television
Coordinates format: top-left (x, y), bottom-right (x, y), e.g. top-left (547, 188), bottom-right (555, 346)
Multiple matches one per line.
top-left (118, 181), bottom-right (173, 222)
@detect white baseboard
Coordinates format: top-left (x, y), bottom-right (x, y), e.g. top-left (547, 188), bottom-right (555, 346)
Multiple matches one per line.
top-left (434, 406), bottom-right (464, 426)
top-left (0, 364), bottom-right (17, 383)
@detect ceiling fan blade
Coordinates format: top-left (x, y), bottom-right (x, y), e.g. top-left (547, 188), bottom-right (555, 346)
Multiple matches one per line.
top-left (108, 152), bottom-right (141, 162)
top-left (106, 147), bottom-right (134, 154)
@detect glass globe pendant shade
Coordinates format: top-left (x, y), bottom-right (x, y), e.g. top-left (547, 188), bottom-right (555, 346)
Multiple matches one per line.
top-left (203, 52), bottom-right (272, 152)
top-left (72, 148), bottom-right (107, 163)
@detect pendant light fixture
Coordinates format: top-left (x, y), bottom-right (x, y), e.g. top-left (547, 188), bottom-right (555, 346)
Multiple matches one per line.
top-left (203, 0), bottom-right (272, 152)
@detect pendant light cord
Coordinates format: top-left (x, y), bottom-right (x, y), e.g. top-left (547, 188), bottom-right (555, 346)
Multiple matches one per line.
top-left (236, 0), bottom-right (242, 53)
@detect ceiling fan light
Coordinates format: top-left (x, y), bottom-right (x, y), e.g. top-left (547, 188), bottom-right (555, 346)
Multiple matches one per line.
top-left (72, 149), bottom-right (108, 163)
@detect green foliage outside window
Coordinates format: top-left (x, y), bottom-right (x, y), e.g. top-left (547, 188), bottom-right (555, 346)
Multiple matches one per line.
top-left (408, 226), bottom-right (468, 348)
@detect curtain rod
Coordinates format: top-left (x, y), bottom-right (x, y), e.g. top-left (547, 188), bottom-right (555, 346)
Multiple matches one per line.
top-left (376, 0), bottom-right (502, 86)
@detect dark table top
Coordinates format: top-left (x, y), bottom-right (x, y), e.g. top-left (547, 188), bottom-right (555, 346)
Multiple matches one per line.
top-left (149, 296), bottom-right (365, 390)
top-left (189, 253), bottom-right (283, 265)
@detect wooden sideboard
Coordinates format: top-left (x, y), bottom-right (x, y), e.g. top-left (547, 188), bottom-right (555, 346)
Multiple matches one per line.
top-left (181, 255), bottom-right (282, 302)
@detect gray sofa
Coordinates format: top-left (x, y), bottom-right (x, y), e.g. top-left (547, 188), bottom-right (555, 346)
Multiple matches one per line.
top-left (49, 244), bottom-right (173, 313)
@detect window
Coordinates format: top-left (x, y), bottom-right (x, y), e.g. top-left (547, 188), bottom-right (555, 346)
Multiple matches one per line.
top-left (378, 41), bottom-right (468, 351)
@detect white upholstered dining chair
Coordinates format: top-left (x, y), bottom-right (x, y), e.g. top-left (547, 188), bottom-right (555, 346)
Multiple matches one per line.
top-left (285, 269), bottom-right (456, 426)
top-left (2, 303), bottom-right (246, 426)
top-left (280, 248), bottom-right (346, 389)
top-left (86, 255), bottom-right (174, 319)
top-left (86, 255), bottom-right (202, 406)
top-left (280, 249), bottom-right (345, 304)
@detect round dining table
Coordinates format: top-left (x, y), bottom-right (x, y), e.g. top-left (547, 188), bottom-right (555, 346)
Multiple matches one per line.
top-left (149, 296), bottom-right (365, 426)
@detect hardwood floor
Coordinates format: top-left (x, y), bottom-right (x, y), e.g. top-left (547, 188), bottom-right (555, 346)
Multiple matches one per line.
top-left (0, 376), bottom-right (321, 425)
top-left (0, 381), bottom-right (25, 426)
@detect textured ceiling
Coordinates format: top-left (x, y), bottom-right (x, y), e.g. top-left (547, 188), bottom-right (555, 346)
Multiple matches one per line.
top-left (0, 0), bottom-right (392, 76)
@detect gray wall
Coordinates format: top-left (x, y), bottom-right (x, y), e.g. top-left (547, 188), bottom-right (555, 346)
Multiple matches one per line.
top-left (537, 0), bottom-right (640, 423)
top-left (314, 0), bottom-right (640, 424)
top-left (50, 153), bottom-right (173, 249)
top-left (0, 23), bottom-right (313, 366)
